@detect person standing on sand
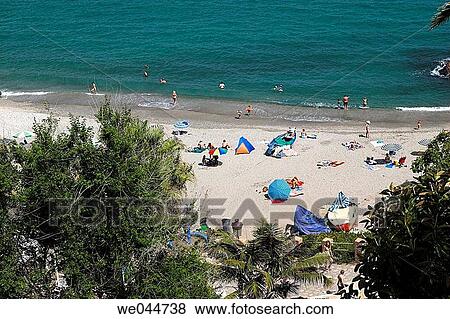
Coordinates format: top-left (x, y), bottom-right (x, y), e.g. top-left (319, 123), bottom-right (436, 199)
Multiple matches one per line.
top-left (343, 95), bottom-right (349, 110)
top-left (362, 97), bottom-right (368, 108)
top-left (235, 110), bottom-right (242, 119)
top-left (336, 99), bottom-right (342, 109)
top-left (245, 105), bottom-right (253, 116)
top-left (416, 120), bottom-right (422, 129)
top-left (90, 82), bottom-right (97, 94)
top-left (172, 90), bottom-right (177, 105)
top-left (365, 121), bottom-right (371, 138)
top-left (337, 270), bottom-right (345, 291)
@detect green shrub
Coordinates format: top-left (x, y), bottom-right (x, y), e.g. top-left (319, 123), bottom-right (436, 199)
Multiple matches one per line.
top-left (299, 232), bottom-right (360, 264)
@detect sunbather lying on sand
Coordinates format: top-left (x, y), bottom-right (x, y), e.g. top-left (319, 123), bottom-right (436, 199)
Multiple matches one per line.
top-left (286, 176), bottom-right (303, 189)
top-left (342, 141), bottom-right (364, 151)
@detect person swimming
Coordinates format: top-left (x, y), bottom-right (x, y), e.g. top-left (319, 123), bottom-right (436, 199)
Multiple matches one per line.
top-left (273, 84), bottom-right (283, 92)
top-left (143, 70), bottom-right (148, 78)
top-left (160, 78), bottom-right (167, 84)
top-left (218, 82), bottom-right (225, 89)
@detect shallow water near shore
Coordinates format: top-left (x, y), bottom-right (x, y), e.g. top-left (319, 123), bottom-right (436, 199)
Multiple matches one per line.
top-left (1, 0), bottom-right (450, 110)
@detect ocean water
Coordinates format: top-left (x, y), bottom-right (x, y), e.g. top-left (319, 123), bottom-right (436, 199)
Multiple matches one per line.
top-left (1, 0), bottom-right (449, 109)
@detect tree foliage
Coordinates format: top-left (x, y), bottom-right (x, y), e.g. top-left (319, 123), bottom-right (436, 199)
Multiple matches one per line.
top-left (208, 221), bottom-right (330, 299)
top-left (348, 134), bottom-right (450, 298)
top-left (0, 101), bottom-right (216, 298)
top-left (412, 131), bottom-right (450, 175)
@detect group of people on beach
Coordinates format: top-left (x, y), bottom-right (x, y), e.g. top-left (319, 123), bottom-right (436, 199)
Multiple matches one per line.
top-left (336, 96), bottom-right (368, 110)
top-left (235, 105), bottom-right (253, 119)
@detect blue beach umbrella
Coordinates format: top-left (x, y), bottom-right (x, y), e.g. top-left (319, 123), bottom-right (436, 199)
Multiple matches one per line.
top-left (268, 179), bottom-right (291, 202)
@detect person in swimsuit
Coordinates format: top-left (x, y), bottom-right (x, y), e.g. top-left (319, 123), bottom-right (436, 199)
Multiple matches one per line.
top-left (218, 82), bottom-right (225, 89)
top-left (90, 82), bottom-right (97, 94)
top-left (343, 95), bottom-right (349, 110)
top-left (221, 140), bottom-right (230, 149)
top-left (245, 105), bottom-right (253, 116)
top-left (143, 70), bottom-right (148, 78)
top-left (160, 78), bottom-right (167, 84)
top-left (365, 120), bottom-right (370, 138)
top-left (337, 270), bottom-right (345, 291)
top-left (336, 99), bottom-right (342, 109)
top-left (172, 90), bottom-right (177, 104)
top-left (362, 97), bottom-right (368, 108)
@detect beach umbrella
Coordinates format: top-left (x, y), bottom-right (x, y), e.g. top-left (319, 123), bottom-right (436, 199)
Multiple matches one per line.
top-left (418, 139), bottom-right (432, 147)
top-left (209, 147), bottom-right (227, 156)
top-left (268, 179), bottom-right (291, 202)
top-left (174, 120), bottom-right (190, 129)
top-left (381, 143), bottom-right (402, 152)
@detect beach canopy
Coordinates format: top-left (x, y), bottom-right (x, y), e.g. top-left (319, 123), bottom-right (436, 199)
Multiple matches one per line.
top-left (381, 143), bottom-right (402, 152)
top-left (418, 138), bottom-right (432, 147)
top-left (209, 147), bottom-right (228, 156)
top-left (328, 191), bottom-right (350, 212)
top-left (235, 136), bottom-right (255, 155)
top-left (294, 205), bottom-right (331, 235)
top-left (174, 120), bottom-right (190, 129)
top-left (268, 179), bottom-right (291, 202)
top-left (265, 130), bottom-right (296, 156)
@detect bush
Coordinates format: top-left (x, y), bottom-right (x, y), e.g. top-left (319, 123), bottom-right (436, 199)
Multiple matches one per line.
top-left (299, 232), bottom-right (360, 264)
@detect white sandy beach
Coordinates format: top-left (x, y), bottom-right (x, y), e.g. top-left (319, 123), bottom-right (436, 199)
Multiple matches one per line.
top-left (1, 98), bottom-right (443, 242)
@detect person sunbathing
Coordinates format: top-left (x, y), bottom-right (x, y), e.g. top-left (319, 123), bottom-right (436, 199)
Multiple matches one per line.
top-left (286, 177), bottom-right (302, 189)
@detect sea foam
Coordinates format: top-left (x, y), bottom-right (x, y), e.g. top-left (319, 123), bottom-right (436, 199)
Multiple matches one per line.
top-left (1, 91), bottom-right (53, 97)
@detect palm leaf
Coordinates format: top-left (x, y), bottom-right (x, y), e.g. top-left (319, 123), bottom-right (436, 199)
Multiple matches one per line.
top-left (430, 2), bottom-right (450, 30)
top-left (290, 253), bottom-right (330, 271)
top-left (224, 290), bottom-right (240, 299)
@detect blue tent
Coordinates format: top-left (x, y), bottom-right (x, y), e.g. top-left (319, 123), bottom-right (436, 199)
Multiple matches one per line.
top-left (235, 136), bottom-right (255, 155)
top-left (294, 205), bottom-right (331, 235)
top-left (268, 179), bottom-right (291, 202)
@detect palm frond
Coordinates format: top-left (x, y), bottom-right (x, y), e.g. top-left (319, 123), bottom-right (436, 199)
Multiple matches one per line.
top-left (222, 258), bottom-right (247, 270)
top-left (293, 271), bottom-right (331, 287)
top-left (224, 290), bottom-right (240, 299)
top-left (430, 2), bottom-right (450, 30)
top-left (290, 252), bottom-right (330, 271)
top-left (243, 280), bottom-right (266, 299)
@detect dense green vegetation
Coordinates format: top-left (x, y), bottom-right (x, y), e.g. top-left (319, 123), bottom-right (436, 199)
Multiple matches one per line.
top-left (208, 221), bottom-right (331, 299)
top-left (0, 102), bottom-right (216, 298)
top-left (300, 232), bottom-right (360, 264)
top-left (348, 131), bottom-right (450, 298)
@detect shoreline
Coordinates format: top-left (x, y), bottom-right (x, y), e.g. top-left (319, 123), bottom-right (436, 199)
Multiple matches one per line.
top-left (2, 90), bottom-right (450, 130)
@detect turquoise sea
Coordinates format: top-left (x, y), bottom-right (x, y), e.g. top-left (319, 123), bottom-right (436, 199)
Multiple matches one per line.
top-left (1, 0), bottom-right (449, 109)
